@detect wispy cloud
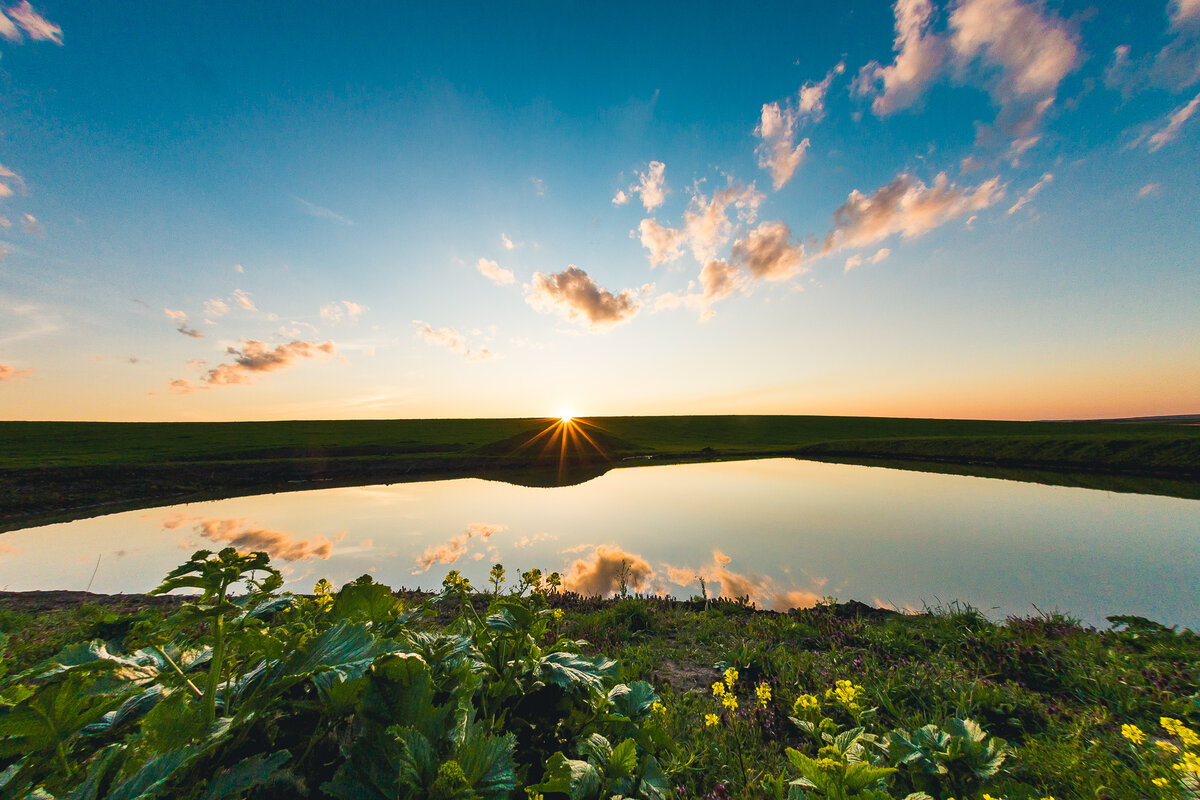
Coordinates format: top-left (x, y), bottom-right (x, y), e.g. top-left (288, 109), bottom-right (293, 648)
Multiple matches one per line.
top-left (820, 172), bottom-right (1005, 254)
top-left (320, 300), bottom-right (368, 323)
top-left (1147, 91), bottom-right (1200, 151)
top-left (0, 363), bottom-right (33, 382)
top-left (164, 308), bottom-right (204, 338)
top-left (664, 550), bottom-right (822, 611)
top-left (561, 545), bottom-right (656, 596)
top-left (1138, 182), bottom-right (1161, 198)
top-left (295, 196), bottom-right (353, 225)
top-left (414, 321), bottom-right (493, 360)
top-left (476, 257), bottom-right (515, 286)
top-left (526, 266), bottom-right (642, 329)
top-left (0, 163), bottom-right (24, 198)
top-left (414, 522), bottom-right (506, 573)
top-left (845, 247), bottom-right (892, 272)
top-left (654, 258), bottom-right (747, 321)
top-left (0, 2), bottom-right (61, 44)
top-left (231, 289), bottom-right (257, 311)
top-left (613, 161), bottom-right (668, 210)
top-left (501, 232), bottom-right (517, 250)
top-left (1007, 171), bottom-right (1053, 214)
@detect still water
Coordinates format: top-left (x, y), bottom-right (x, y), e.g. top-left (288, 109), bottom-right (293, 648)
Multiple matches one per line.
top-left (1, 459), bottom-right (1197, 629)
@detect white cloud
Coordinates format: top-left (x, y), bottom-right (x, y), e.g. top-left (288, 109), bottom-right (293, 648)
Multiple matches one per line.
top-left (849, 247), bottom-right (893, 271)
top-left (1007, 172), bottom-right (1053, 214)
top-left (1147, 91), bottom-right (1200, 151)
top-left (531, 177), bottom-right (546, 196)
top-left (845, 254), bottom-right (863, 272)
top-left (682, 183), bottom-right (764, 264)
top-left (871, 247), bottom-right (892, 264)
top-left (232, 289), bottom-right (257, 311)
top-left (821, 172), bottom-right (1005, 253)
top-left (655, 259), bottom-right (747, 320)
top-left (1173, 0), bottom-right (1200, 26)
top-left (320, 300), bottom-right (368, 323)
top-left (855, 0), bottom-right (947, 115)
top-left (1138, 182), bottom-right (1161, 198)
top-left (526, 265), bottom-right (641, 329)
top-left (501, 232), bottom-right (516, 250)
top-left (204, 298), bottom-right (230, 317)
top-left (414, 321), bottom-right (493, 361)
top-left (476, 257), bottom-right (515, 286)
top-left (414, 523), bottom-right (507, 573)
top-left (295, 196), bottom-right (353, 225)
top-left (612, 189), bottom-right (629, 205)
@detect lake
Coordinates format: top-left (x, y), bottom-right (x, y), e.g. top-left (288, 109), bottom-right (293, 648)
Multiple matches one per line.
top-left (1, 458), bottom-right (1197, 629)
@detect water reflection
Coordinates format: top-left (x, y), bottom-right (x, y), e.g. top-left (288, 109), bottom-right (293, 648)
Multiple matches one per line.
top-left (0, 458), bottom-right (1197, 629)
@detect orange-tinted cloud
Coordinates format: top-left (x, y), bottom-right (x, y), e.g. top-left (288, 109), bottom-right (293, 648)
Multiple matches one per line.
top-left (755, 61), bottom-right (842, 191)
top-left (854, 0), bottom-right (946, 116)
top-left (476, 257), bottom-right (516, 286)
top-left (320, 300), bottom-right (368, 323)
top-left (821, 172), bottom-right (1004, 254)
top-left (414, 522), bottom-right (507, 573)
top-left (1, 2), bottom-right (61, 44)
top-left (414, 321), bottom-right (493, 361)
top-left (731, 220), bottom-right (807, 281)
top-left (664, 550), bottom-right (822, 612)
top-left (655, 259), bottom-right (746, 320)
top-left (1147, 91), bottom-right (1200, 152)
top-left (165, 515), bottom-right (333, 561)
top-left (526, 266), bottom-right (641, 329)
top-left (0, 363), bottom-right (33, 382)
top-left (203, 339), bottom-right (336, 386)
top-left (613, 161), bottom-right (668, 211)
top-left (561, 545), bottom-right (655, 596)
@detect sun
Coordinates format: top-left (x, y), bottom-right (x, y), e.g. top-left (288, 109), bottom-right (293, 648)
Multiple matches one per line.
top-left (557, 408), bottom-right (575, 423)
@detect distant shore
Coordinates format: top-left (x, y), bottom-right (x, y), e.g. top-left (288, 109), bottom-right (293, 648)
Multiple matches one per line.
top-left (3, 414), bottom-right (1199, 531)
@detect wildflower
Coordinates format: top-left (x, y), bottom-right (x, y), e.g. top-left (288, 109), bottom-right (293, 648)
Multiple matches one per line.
top-left (724, 667), bottom-right (739, 688)
top-left (712, 681), bottom-right (726, 697)
top-left (826, 679), bottom-right (865, 713)
top-left (526, 791), bottom-right (544, 800)
top-left (552, 608), bottom-right (564, 624)
top-left (722, 693), bottom-right (739, 711)
top-left (793, 694), bottom-right (819, 714)
top-left (981, 794), bottom-right (1006, 800)
top-left (705, 713), bottom-right (720, 727)
top-left (652, 701), bottom-right (665, 715)
top-left (1157, 741), bottom-right (1180, 754)
top-left (1122, 724), bottom-right (1147, 745)
top-left (756, 682), bottom-right (771, 708)
top-left (1153, 778), bottom-right (1170, 787)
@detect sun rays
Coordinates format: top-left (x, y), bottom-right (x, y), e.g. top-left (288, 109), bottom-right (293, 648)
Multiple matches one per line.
top-left (505, 415), bottom-right (613, 483)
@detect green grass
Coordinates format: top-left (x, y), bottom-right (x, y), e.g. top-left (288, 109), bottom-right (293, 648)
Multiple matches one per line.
top-left (3, 415), bottom-right (1199, 469)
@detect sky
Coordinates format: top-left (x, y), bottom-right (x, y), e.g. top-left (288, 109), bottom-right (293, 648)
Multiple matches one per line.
top-left (1, 0), bottom-right (1198, 421)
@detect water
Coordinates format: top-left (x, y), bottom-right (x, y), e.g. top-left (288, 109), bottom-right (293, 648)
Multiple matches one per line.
top-left (1, 458), bottom-right (1197, 629)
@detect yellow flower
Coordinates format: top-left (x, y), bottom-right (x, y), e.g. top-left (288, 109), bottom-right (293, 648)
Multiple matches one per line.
top-left (826, 680), bottom-right (865, 712)
top-left (712, 681), bottom-right (726, 697)
top-left (552, 608), bottom-right (564, 624)
top-left (722, 693), bottom-right (739, 711)
top-left (724, 667), bottom-right (739, 688)
top-left (1122, 724), bottom-right (1147, 745)
top-left (705, 713), bottom-right (720, 727)
top-left (526, 792), bottom-right (544, 800)
top-left (981, 794), bottom-right (1006, 800)
top-left (793, 694), bottom-right (819, 714)
top-left (1157, 741), bottom-right (1180, 754)
top-left (651, 701), bottom-right (665, 715)
top-left (756, 682), bottom-right (772, 708)
top-left (1152, 777), bottom-right (1170, 787)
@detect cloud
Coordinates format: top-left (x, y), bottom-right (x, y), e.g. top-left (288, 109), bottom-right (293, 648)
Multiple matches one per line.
top-left (1138, 182), bottom-right (1161, 198)
top-left (681, 183), bottom-right (764, 264)
top-left (614, 161), bottom-right (668, 211)
top-left (320, 300), bottom-right (368, 323)
top-left (655, 258), bottom-right (748, 320)
top-left (1106, 3), bottom-right (1200, 95)
top-left (231, 289), bottom-right (256, 311)
top-left (1, 2), bottom-right (61, 44)
top-left (561, 545), bottom-right (656, 596)
top-left (0, 163), bottom-right (24, 197)
top-left (730, 220), bottom-right (807, 281)
top-left (476, 257), bottom-right (515, 286)
top-left (414, 321), bottom-right (493, 360)
top-left (1174, 0), bottom-right (1200, 26)
top-left (845, 254), bottom-right (863, 272)
top-left (163, 308), bottom-right (187, 322)
top-left (0, 363), bottom-right (33, 382)
top-left (854, 0), bottom-right (947, 115)
top-left (1147, 91), bottom-right (1200, 151)
top-left (1007, 171), bottom-right (1053, 214)
top-left (180, 517), bottom-right (333, 562)
top-left (637, 218), bottom-right (687, 266)
top-left (20, 213), bottom-right (41, 234)
top-left (501, 232), bottom-right (516, 250)
top-left (295, 196), bottom-right (353, 225)
top-left (821, 171), bottom-right (1005, 254)
top-left (204, 298), bottom-right (230, 317)
top-left (176, 324), bottom-right (204, 338)
top-left (755, 103), bottom-right (811, 190)
top-left (203, 339), bottom-right (336, 386)
top-left (234, 263), bottom-right (244, 273)
top-left (844, 247), bottom-right (893, 272)
top-left (526, 265), bottom-right (641, 329)
top-left (164, 309), bottom-right (204, 338)
top-left (168, 378), bottom-right (196, 394)
top-left (414, 522), bottom-right (506, 572)
top-left (659, 550), bottom-right (821, 611)
top-left (531, 177), bottom-right (546, 196)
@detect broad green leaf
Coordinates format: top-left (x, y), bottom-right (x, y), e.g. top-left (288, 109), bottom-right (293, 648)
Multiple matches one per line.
top-left (842, 762), bottom-right (897, 792)
top-left (0, 671), bottom-right (127, 759)
top-left (539, 651), bottom-right (617, 693)
top-left (199, 751), bottom-right (291, 800)
top-left (456, 725), bottom-right (517, 800)
top-left (607, 738), bottom-right (638, 781)
top-left (577, 732), bottom-right (612, 765)
top-left (332, 581), bottom-right (402, 624)
top-left (608, 681), bottom-right (659, 720)
top-left (530, 752), bottom-right (602, 800)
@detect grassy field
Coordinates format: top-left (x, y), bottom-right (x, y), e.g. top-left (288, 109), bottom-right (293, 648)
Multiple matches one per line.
top-left (2, 415), bottom-right (1199, 530)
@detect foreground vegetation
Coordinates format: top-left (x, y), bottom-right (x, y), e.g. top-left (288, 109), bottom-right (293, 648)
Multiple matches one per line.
top-left (2, 552), bottom-right (1198, 799)
top-left (3, 415), bottom-right (1200, 530)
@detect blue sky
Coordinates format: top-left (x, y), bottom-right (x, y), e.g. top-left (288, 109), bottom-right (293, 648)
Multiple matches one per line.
top-left (1, 0), bottom-right (1198, 420)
